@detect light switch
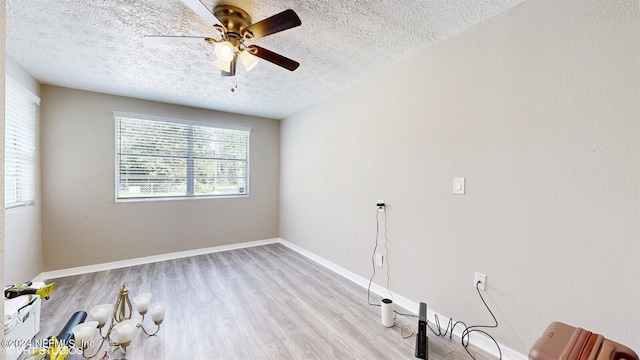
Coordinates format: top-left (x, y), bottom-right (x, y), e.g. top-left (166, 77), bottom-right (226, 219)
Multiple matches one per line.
top-left (453, 178), bottom-right (465, 195)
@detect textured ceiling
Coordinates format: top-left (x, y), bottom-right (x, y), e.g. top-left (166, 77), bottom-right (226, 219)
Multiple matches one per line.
top-left (7, 0), bottom-right (526, 119)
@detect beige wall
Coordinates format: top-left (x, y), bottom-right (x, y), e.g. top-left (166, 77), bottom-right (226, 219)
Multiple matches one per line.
top-left (4, 56), bottom-right (43, 284)
top-left (41, 86), bottom-right (279, 271)
top-left (1, 2), bottom-right (6, 350)
top-left (280, 0), bottom-right (639, 355)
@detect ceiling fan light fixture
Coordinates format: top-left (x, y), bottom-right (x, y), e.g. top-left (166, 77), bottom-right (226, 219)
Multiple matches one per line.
top-left (239, 50), bottom-right (259, 72)
top-left (213, 58), bottom-right (232, 72)
top-left (214, 41), bottom-right (235, 62)
top-left (146, 3), bottom-right (302, 77)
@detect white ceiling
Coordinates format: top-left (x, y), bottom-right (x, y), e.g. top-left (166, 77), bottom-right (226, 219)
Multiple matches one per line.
top-left (7, 0), bottom-right (525, 120)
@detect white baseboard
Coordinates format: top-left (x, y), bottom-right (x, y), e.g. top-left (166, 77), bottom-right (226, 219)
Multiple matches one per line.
top-left (31, 236), bottom-right (526, 360)
top-left (33, 238), bottom-right (280, 282)
top-left (278, 238), bottom-right (527, 360)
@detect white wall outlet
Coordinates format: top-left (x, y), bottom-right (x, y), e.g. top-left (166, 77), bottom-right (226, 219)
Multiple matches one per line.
top-left (375, 254), bottom-right (384, 267)
top-left (377, 199), bottom-right (385, 213)
top-left (453, 178), bottom-right (465, 194)
top-left (474, 272), bottom-right (486, 291)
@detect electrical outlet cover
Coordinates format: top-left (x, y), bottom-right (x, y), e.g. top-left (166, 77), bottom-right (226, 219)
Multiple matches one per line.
top-left (375, 254), bottom-right (383, 267)
top-left (474, 272), bottom-right (486, 291)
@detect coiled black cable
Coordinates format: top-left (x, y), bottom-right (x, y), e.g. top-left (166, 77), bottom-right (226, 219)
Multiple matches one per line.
top-left (426, 281), bottom-right (502, 360)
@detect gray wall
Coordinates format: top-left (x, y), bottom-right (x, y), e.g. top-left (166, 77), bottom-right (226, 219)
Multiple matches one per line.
top-left (280, 0), bottom-right (639, 354)
top-left (4, 56), bottom-right (42, 284)
top-left (41, 86), bottom-right (280, 271)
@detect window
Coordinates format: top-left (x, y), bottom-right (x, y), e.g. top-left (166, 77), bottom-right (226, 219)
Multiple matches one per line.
top-left (5, 77), bottom-right (38, 208)
top-left (115, 113), bottom-right (250, 201)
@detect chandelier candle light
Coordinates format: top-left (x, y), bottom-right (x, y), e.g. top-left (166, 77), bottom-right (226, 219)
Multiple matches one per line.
top-left (71, 283), bottom-right (167, 358)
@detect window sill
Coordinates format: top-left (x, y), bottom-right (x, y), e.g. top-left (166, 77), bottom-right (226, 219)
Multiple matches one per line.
top-left (5, 200), bottom-right (35, 209)
top-left (115, 194), bottom-right (249, 203)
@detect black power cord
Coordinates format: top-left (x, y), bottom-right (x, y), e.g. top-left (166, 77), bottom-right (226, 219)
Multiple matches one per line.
top-left (367, 206), bottom-right (392, 306)
top-left (459, 281), bottom-right (502, 360)
top-left (423, 281), bottom-right (502, 360)
top-left (367, 206), bottom-right (415, 337)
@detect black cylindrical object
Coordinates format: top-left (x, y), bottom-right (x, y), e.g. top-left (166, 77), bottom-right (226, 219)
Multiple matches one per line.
top-left (56, 311), bottom-right (87, 347)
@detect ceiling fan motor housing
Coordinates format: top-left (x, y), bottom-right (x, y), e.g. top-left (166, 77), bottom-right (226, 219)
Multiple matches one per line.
top-left (213, 5), bottom-right (252, 37)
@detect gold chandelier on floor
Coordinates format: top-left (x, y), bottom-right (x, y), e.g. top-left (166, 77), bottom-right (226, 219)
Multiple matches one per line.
top-left (71, 282), bottom-right (167, 358)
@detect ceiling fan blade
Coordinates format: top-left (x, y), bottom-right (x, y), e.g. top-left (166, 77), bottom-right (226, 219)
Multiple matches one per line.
top-left (242, 9), bottom-right (301, 40)
top-left (143, 35), bottom-right (211, 44)
top-left (182, 0), bottom-right (224, 39)
top-left (247, 45), bottom-right (299, 71)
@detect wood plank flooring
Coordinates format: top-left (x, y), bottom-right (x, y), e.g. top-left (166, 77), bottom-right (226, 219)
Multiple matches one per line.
top-left (25, 244), bottom-right (496, 360)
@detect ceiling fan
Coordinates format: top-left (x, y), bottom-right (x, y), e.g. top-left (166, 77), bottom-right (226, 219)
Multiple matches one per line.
top-left (145, 0), bottom-right (302, 76)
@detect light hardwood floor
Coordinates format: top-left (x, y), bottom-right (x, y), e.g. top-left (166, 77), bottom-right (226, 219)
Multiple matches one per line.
top-left (27, 244), bottom-right (496, 360)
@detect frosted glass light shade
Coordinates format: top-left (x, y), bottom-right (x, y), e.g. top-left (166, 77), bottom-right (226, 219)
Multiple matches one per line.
top-left (89, 304), bottom-right (113, 326)
top-left (213, 58), bottom-right (232, 72)
top-left (149, 301), bottom-right (167, 324)
top-left (239, 49), bottom-right (259, 72)
top-left (72, 321), bottom-right (98, 348)
top-left (214, 41), bottom-right (235, 62)
top-left (133, 293), bottom-right (152, 314)
top-left (114, 320), bottom-right (137, 344)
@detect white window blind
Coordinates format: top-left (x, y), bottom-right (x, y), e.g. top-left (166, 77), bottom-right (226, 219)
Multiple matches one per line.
top-left (115, 113), bottom-right (250, 200)
top-left (5, 78), bottom-right (37, 208)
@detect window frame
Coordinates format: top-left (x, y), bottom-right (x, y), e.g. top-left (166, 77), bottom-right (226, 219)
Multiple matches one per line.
top-left (114, 111), bottom-right (251, 203)
top-left (5, 75), bottom-right (39, 209)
